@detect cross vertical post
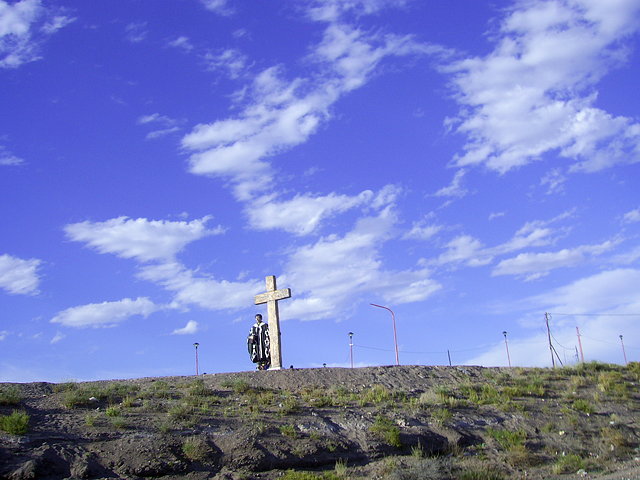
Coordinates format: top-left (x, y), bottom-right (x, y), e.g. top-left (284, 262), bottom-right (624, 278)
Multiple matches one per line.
top-left (254, 275), bottom-right (291, 370)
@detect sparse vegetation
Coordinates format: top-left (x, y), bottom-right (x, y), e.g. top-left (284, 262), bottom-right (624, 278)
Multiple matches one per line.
top-left (369, 415), bottom-right (402, 448)
top-left (182, 435), bottom-right (210, 461)
top-left (0, 386), bottom-right (21, 406)
top-left (279, 424), bottom-right (298, 438)
top-left (551, 453), bottom-right (586, 474)
top-left (0, 410), bottom-right (29, 435)
top-left (2, 364), bottom-right (639, 479)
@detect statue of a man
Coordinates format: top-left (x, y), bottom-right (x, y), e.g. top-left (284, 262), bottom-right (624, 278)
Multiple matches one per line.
top-left (247, 314), bottom-right (270, 370)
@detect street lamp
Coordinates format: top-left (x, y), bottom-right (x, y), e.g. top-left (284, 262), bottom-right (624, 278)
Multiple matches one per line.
top-left (620, 335), bottom-right (628, 365)
top-left (193, 343), bottom-right (200, 375)
top-left (348, 332), bottom-right (354, 368)
top-left (502, 331), bottom-right (511, 368)
top-left (370, 304), bottom-right (399, 366)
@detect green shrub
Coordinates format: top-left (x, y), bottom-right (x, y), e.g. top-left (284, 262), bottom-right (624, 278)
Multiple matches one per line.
top-left (279, 395), bottom-right (299, 415)
top-left (431, 407), bottom-right (453, 425)
top-left (0, 410), bottom-right (29, 435)
top-left (222, 378), bottom-right (251, 394)
top-left (168, 402), bottom-right (194, 420)
top-left (279, 424), bottom-right (297, 437)
top-left (369, 415), bottom-right (402, 448)
top-left (105, 405), bottom-right (121, 417)
top-left (486, 428), bottom-right (526, 451)
top-left (360, 384), bottom-right (391, 405)
top-left (551, 454), bottom-right (585, 474)
top-left (182, 436), bottom-right (210, 461)
top-left (0, 386), bottom-right (21, 406)
top-left (110, 416), bottom-right (128, 429)
top-left (85, 412), bottom-right (99, 427)
top-left (572, 399), bottom-right (595, 414)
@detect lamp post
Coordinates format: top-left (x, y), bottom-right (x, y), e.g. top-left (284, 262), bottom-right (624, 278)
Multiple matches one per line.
top-left (620, 335), bottom-right (628, 365)
top-left (348, 332), bottom-right (354, 368)
top-left (193, 342), bottom-right (200, 375)
top-left (370, 303), bottom-right (399, 366)
top-left (502, 331), bottom-right (511, 368)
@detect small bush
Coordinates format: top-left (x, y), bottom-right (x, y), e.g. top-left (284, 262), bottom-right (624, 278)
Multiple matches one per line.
top-left (168, 402), bottom-right (194, 420)
top-left (110, 416), bottom-right (128, 430)
top-left (431, 407), bottom-right (452, 425)
top-left (279, 395), bottom-right (299, 415)
top-left (182, 436), bottom-right (210, 461)
top-left (360, 384), bottom-right (391, 405)
top-left (279, 424), bottom-right (297, 438)
top-left (486, 428), bottom-right (526, 451)
top-left (572, 399), bottom-right (595, 414)
top-left (551, 454), bottom-right (585, 474)
top-left (370, 415), bottom-right (402, 448)
top-left (0, 410), bottom-right (29, 435)
top-left (223, 378), bottom-right (251, 394)
top-left (0, 386), bottom-right (21, 406)
top-left (105, 405), bottom-right (121, 417)
top-left (85, 413), bottom-right (99, 426)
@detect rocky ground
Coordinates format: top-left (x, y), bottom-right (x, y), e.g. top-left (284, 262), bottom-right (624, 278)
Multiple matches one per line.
top-left (1, 363), bottom-right (640, 480)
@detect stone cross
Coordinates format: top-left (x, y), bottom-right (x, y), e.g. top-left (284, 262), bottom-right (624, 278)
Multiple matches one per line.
top-left (254, 275), bottom-right (291, 370)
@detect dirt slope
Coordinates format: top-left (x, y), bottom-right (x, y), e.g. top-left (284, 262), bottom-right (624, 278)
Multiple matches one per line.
top-left (1, 364), bottom-right (639, 480)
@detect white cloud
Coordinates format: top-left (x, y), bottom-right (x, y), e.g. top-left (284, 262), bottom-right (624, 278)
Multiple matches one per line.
top-left (282, 208), bottom-right (440, 320)
top-left (247, 189), bottom-right (376, 235)
top-left (138, 262), bottom-right (262, 310)
top-left (182, 23), bottom-right (422, 200)
top-left (200, 0), bottom-right (233, 16)
top-left (168, 36), bottom-right (193, 52)
top-left (466, 268), bottom-right (640, 367)
top-left (50, 332), bottom-right (65, 344)
top-left (204, 48), bottom-right (247, 79)
top-left (432, 214), bottom-right (567, 268)
top-left (306, 0), bottom-right (410, 22)
top-left (0, 254), bottom-right (41, 295)
top-left (0, 145), bottom-right (24, 165)
top-left (124, 22), bottom-right (147, 43)
top-left (434, 169), bottom-right (467, 198)
top-left (540, 168), bottom-right (567, 195)
top-left (0, 330), bottom-right (8, 341)
top-left (137, 113), bottom-right (183, 140)
top-left (492, 239), bottom-right (619, 280)
top-left (622, 207), bottom-right (640, 224)
top-left (65, 216), bottom-right (224, 262)
top-left (403, 219), bottom-right (442, 241)
top-left (172, 320), bottom-right (199, 335)
top-left (51, 297), bottom-right (161, 328)
top-left (435, 234), bottom-right (491, 267)
top-left (41, 14), bottom-right (74, 34)
top-left (0, 0), bottom-right (72, 68)
top-left (445, 0), bottom-right (640, 173)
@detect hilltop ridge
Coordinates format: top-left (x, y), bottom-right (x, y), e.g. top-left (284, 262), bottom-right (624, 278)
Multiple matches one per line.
top-left (1, 364), bottom-right (639, 479)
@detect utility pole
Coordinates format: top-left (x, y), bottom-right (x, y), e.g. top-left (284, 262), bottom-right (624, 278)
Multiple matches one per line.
top-left (348, 332), bottom-right (354, 368)
top-left (193, 342), bottom-right (200, 375)
top-left (545, 313), bottom-right (556, 368)
top-left (576, 326), bottom-right (585, 363)
top-left (370, 303), bottom-right (400, 366)
top-left (620, 335), bottom-right (628, 365)
top-left (502, 331), bottom-right (512, 367)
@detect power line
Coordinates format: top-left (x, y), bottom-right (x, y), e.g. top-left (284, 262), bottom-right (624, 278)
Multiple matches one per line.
top-left (549, 313), bottom-right (640, 316)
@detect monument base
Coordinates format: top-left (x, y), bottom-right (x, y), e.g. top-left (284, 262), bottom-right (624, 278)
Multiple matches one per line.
top-left (268, 366), bottom-right (282, 371)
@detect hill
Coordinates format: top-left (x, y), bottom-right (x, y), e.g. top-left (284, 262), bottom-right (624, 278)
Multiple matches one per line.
top-left (1, 364), bottom-right (639, 480)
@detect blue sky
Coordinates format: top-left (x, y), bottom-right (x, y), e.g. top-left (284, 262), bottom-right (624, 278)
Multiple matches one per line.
top-left (1, 0), bottom-right (639, 382)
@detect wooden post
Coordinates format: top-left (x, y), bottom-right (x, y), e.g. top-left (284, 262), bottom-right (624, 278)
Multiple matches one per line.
top-left (254, 275), bottom-right (291, 370)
